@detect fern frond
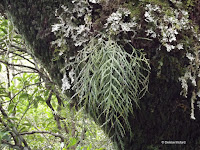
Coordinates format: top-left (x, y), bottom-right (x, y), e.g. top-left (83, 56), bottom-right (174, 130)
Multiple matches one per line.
top-left (72, 37), bottom-right (150, 149)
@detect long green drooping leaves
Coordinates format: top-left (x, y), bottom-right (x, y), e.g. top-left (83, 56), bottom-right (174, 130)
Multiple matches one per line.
top-left (72, 37), bottom-right (150, 142)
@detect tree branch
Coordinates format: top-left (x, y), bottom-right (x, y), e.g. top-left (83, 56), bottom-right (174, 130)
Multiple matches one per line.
top-left (1, 140), bottom-right (23, 150)
top-left (46, 91), bottom-right (54, 111)
top-left (0, 104), bottom-right (30, 149)
top-left (20, 131), bottom-right (65, 140)
top-left (0, 60), bottom-right (40, 73)
top-left (46, 91), bottom-right (63, 136)
top-left (10, 44), bottom-right (31, 55)
top-left (0, 116), bottom-right (18, 145)
top-left (0, 58), bottom-right (54, 88)
top-left (0, 47), bottom-right (35, 66)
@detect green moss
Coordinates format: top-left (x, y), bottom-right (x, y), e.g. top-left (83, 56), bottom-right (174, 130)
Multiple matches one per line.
top-left (122, 0), bottom-right (172, 21)
top-left (141, 0), bottom-right (170, 7)
top-left (123, 2), bottom-right (142, 18)
top-left (184, 0), bottom-right (196, 8)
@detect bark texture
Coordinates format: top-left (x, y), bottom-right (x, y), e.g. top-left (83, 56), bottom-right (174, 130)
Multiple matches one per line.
top-left (1, 0), bottom-right (200, 150)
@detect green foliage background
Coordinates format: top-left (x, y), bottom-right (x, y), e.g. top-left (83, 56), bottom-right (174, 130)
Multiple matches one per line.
top-left (0, 16), bottom-right (113, 150)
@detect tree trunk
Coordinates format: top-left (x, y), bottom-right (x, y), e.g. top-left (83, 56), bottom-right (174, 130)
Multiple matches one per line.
top-left (1, 0), bottom-right (200, 150)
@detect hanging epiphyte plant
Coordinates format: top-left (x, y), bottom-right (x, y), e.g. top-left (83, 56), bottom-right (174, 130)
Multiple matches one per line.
top-left (71, 37), bottom-right (150, 144)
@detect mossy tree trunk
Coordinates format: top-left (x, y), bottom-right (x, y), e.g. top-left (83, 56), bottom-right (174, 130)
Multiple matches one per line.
top-left (1, 0), bottom-right (200, 150)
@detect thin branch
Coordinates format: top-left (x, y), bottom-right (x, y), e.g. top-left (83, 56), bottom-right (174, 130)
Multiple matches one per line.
top-left (17, 102), bottom-right (31, 128)
top-left (0, 82), bottom-right (43, 104)
top-left (55, 94), bottom-right (64, 134)
top-left (1, 140), bottom-right (23, 150)
top-left (0, 103), bottom-right (8, 118)
top-left (78, 114), bottom-right (86, 146)
top-left (63, 122), bottom-right (69, 135)
top-left (0, 60), bottom-right (40, 73)
top-left (46, 91), bottom-right (63, 135)
top-left (12, 71), bottom-right (37, 76)
top-left (46, 91), bottom-right (54, 111)
top-left (6, 66), bottom-right (11, 98)
top-left (0, 48), bottom-right (35, 65)
top-left (0, 104), bottom-right (30, 149)
top-left (10, 45), bottom-right (29, 54)
top-left (20, 131), bottom-right (65, 140)
top-left (25, 117), bottom-right (54, 147)
top-left (0, 116), bottom-right (18, 145)
top-left (0, 59), bottom-right (52, 86)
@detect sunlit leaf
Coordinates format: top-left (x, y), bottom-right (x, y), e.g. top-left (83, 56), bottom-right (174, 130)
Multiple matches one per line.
top-left (7, 116), bottom-right (18, 121)
top-left (8, 103), bottom-right (15, 112)
top-left (66, 137), bottom-right (77, 148)
top-left (19, 93), bottom-right (29, 99)
top-left (34, 101), bottom-right (38, 108)
top-left (35, 96), bottom-right (44, 102)
top-left (14, 35), bottom-right (21, 39)
top-left (0, 27), bottom-right (7, 34)
top-left (0, 131), bottom-right (10, 140)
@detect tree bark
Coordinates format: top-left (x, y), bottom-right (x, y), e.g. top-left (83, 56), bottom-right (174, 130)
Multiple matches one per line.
top-left (1, 1), bottom-right (200, 150)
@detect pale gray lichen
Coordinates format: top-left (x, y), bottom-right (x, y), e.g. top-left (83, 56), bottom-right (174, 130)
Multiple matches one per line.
top-left (179, 47), bottom-right (200, 97)
top-left (61, 69), bottom-right (75, 93)
top-left (144, 3), bottom-right (190, 52)
top-left (61, 73), bottom-right (71, 92)
top-left (105, 8), bottom-right (137, 33)
top-left (69, 69), bottom-right (75, 83)
top-left (88, 0), bottom-right (100, 3)
top-left (145, 28), bottom-right (157, 38)
top-left (52, 1), bottom-right (92, 48)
